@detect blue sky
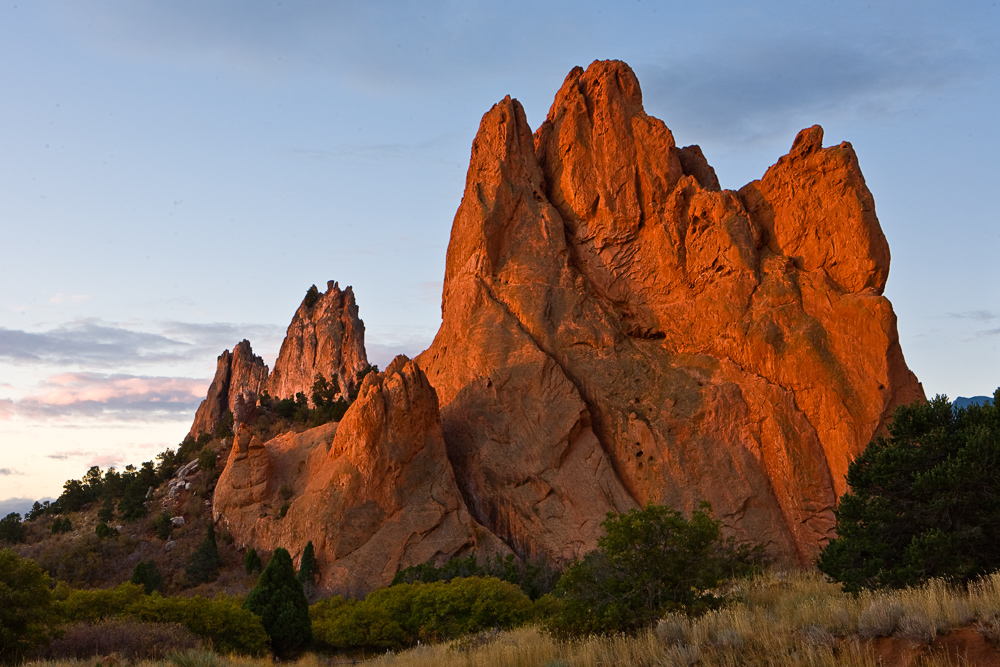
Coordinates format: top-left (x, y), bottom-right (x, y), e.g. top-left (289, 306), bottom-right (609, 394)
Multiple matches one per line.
top-left (1, 0), bottom-right (998, 514)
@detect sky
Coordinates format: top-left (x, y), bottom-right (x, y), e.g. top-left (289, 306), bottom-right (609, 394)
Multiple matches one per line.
top-left (1, 0), bottom-right (998, 515)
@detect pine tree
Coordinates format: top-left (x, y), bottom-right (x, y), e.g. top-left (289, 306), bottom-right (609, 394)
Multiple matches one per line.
top-left (186, 523), bottom-right (221, 585)
top-left (297, 541), bottom-right (318, 597)
top-left (130, 560), bottom-right (163, 594)
top-left (243, 547), bottom-right (312, 657)
top-left (244, 547), bottom-right (262, 575)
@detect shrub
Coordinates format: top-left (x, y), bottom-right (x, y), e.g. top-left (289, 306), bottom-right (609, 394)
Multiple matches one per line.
top-left (30, 620), bottom-right (201, 661)
top-left (186, 523), bottom-right (220, 585)
top-left (130, 560), bottom-right (164, 594)
top-left (393, 552), bottom-right (561, 600)
top-left (311, 576), bottom-right (533, 652)
top-left (95, 522), bottom-right (117, 539)
top-left (155, 512), bottom-right (172, 540)
top-left (0, 549), bottom-right (56, 664)
top-left (50, 517), bottom-right (72, 534)
top-left (244, 547), bottom-right (312, 657)
top-left (0, 513), bottom-right (26, 545)
top-left (244, 548), bottom-right (262, 575)
top-left (819, 390), bottom-right (1000, 592)
top-left (56, 583), bottom-right (268, 656)
top-left (197, 447), bottom-right (217, 472)
top-left (547, 503), bottom-right (762, 637)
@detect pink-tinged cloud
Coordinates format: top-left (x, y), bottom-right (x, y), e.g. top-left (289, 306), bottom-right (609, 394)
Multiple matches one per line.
top-left (0, 399), bottom-right (14, 420)
top-left (12, 373), bottom-right (209, 421)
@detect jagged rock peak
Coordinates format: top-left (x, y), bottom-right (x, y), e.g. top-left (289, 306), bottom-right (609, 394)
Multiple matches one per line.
top-left (188, 339), bottom-right (268, 439)
top-left (417, 59), bottom-right (923, 567)
top-left (266, 280), bottom-right (369, 403)
top-left (214, 354), bottom-right (507, 594)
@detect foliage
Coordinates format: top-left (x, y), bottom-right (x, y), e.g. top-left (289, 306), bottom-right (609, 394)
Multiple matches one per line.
top-left (819, 390), bottom-right (1000, 592)
top-left (0, 549), bottom-right (56, 664)
top-left (547, 503), bottom-right (763, 637)
top-left (309, 373), bottom-right (348, 424)
top-left (54, 583), bottom-right (268, 656)
top-left (297, 541), bottom-right (318, 596)
top-left (97, 497), bottom-right (115, 523)
top-left (31, 620), bottom-right (201, 661)
top-left (130, 560), bottom-right (164, 594)
top-left (302, 284), bottom-right (321, 309)
top-left (198, 447), bottom-right (218, 472)
top-left (50, 517), bottom-right (72, 534)
top-left (348, 364), bottom-right (378, 403)
top-left (311, 576), bottom-right (534, 652)
top-left (244, 548), bottom-right (262, 575)
top-left (95, 522), bottom-right (117, 539)
top-left (155, 511), bottom-right (173, 540)
top-left (34, 533), bottom-right (136, 588)
top-left (393, 552), bottom-right (561, 600)
top-left (186, 523), bottom-right (221, 585)
top-left (244, 547), bottom-right (312, 657)
top-left (0, 513), bottom-right (26, 544)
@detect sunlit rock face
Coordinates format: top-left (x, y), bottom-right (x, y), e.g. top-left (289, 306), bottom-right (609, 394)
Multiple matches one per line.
top-left (416, 59), bottom-right (924, 566)
top-left (214, 356), bottom-right (508, 594)
top-left (266, 280), bottom-right (369, 402)
top-left (188, 340), bottom-right (268, 440)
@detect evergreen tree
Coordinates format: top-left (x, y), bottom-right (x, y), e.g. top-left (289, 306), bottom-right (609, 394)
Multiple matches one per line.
top-left (0, 514), bottom-right (25, 545)
top-left (186, 523), bottom-right (221, 585)
top-left (297, 541), bottom-right (318, 597)
top-left (129, 560), bottom-right (163, 594)
top-left (0, 550), bottom-right (56, 664)
top-left (244, 547), bottom-right (262, 575)
top-left (243, 547), bottom-right (312, 657)
top-left (819, 390), bottom-right (1000, 591)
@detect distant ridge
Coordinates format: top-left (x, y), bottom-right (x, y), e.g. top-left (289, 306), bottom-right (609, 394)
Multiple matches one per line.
top-left (954, 396), bottom-right (993, 409)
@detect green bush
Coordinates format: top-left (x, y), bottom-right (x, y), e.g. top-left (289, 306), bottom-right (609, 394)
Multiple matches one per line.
top-left (547, 503), bottom-right (762, 637)
top-left (197, 447), bottom-right (217, 472)
top-left (393, 552), bottom-right (561, 600)
top-left (95, 522), bottom-right (117, 539)
top-left (130, 560), bottom-right (164, 594)
top-left (186, 523), bottom-right (220, 585)
top-left (244, 547), bottom-right (311, 657)
top-left (819, 390), bottom-right (1000, 592)
top-left (0, 513), bottom-right (26, 545)
top-left (155, 512), bottom-right (172, 540)
top-left (50, 517), bottom-right (72, 534)
top-left (311, 576), bottom-right (533, 652)
top-left (244, 548), bottom-right (262, 575)
top-left (55, 583), bottom-right (268, 656)
top-left (0, 550), bottom-right (56, 664)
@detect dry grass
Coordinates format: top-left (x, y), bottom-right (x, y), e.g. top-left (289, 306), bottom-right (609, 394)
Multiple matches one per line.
top-left (22, 571), bottom-right (1000, 667)
top-left (364, 570), bottom-right (1000, 667)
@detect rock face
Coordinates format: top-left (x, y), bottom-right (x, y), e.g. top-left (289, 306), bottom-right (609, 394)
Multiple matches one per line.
top-left (214, 355), bottom-right (506, 593)
top-left (188, 340), bottom-right (268, 439)
top-left (416, 60), bottom-right (924, 565)
top-left (266, 281), bottom-right (369, 403)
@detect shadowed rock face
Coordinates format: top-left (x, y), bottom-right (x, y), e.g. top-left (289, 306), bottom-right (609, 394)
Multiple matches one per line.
top-left (188, 340), bottom-right (268, 439)
top-left (266, 280), bottom-right (369, 403)
top-left (416, 60), bottom-right (924, 565)
top-left (213, 355), bottom-right (508, 594)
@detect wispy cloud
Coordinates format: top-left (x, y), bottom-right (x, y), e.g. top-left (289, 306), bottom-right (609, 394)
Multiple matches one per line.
top-left (44, 449), bottom-right (127, 469)
top-left (9, 372), bottom-right (207, 421)
top-left (945, 310), bottom-right (998, 322)
top-left (0, 468), bottom-right (21, 476)
top-left (49, 293), bottom-right (90, 304)
top-left (639, 36), bottom-right (985, 147)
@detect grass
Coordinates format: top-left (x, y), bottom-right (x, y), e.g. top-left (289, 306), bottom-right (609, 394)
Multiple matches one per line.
top-left (22, 570), bottom-right (1000, 667)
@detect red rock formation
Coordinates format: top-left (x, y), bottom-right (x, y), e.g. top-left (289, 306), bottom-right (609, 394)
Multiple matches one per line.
top-left (416, 60), bottom-right (923, 565)
top-left (214, 355), bottom-right (507, 593)
top-left (266, 281), bottom-right (369, 403)
top-left (188, 340), bottom-right (268, 439)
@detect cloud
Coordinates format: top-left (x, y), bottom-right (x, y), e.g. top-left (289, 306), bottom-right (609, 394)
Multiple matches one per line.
top-left (0, 497), bottom-right (49, 518)
top-left (946, 310), bottom-right (998, 322)
top-left (0, 321), bottom-right (194, 366)
top-left (0, 468), bottom-right (21, 476)
top-left (49, 293), bottom-right (90, 304)
top-left (638, 35), bottom-right (985, 147)
top-left (11, 372), bottom-right (207, 421)
top-left (0, 319), bottom-right (284, 369)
